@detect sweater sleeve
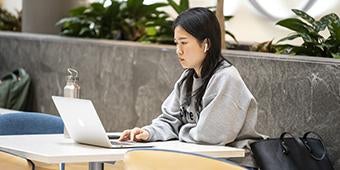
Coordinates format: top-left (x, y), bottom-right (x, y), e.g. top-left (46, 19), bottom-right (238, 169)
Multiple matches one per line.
top-left (142, 72), bottom-right (186, 141)
top-left (178, 67), bottom-right (254, 145)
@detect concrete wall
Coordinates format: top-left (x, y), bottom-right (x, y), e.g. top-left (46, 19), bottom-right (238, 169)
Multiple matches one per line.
top-left (0, 32), bottom-right (339, 168)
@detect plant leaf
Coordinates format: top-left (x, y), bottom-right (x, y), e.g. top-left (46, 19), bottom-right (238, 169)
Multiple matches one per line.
top-left (292, 9), bottom-right (315, 26)
top-left (127, 0), bottom-right (143, 11)
top-left (225, 30), bottom-right (238, 44)
top-left (179, 0), bottom-right (189, 11)
top-left (106, 1), bottom-right (121, 17)
top-left (224, 15), bottom-right (233, 21)
top-left (90, 2), bottom-right (105, 13)
top-left (298, 43), bottom-right (325, 57)
top-left (61, 29), bottom-right (75, 36)
top-left (276, 18), bottom-right (320, 43)
top-left (69, 6), bottom-right (87, 16)
top-left (315, 13), bottom-right (334, 32)
top-left (167, 0), bottom-right (181, 14)
top-left (145, 26), bottom-right (157, 36)
top-left (145, 3), bottom-right (168, 13)
top-left (56, 17), bottom-right (82, 26)
top-left (276, 34), bottom-right (300, 43)
top-left (325, 13), bottom-right (340, 41)
top-left (277, 18), bottom-right (311, 33)
top-left (299, 33), bottom-right (318, 43)
top-left (331, 52), bottom-right (340, 59)
top-left (274, 44), bottom-right (297, 54)
top-left (79, 27), bottom-right (91, 36)
top-left (275, 11), bottom-right (339, 58)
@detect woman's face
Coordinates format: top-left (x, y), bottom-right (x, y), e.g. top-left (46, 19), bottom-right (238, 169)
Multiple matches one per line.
top-left (174, 26), bottom-right (206, 77)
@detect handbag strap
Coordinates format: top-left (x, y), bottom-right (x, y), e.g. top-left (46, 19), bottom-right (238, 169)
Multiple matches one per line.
top-left (280, 131), bottom-right (327, 161)
top-left (280, 132), bottom-right (303, 154)
top-left (1, 72), bottom-right (17, 82)
top-left (302, 131), bottom-right (327, 161)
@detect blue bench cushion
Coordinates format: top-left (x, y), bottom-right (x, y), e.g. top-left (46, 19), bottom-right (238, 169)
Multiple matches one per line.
top-left (0, 112), bottom-right (64, 135)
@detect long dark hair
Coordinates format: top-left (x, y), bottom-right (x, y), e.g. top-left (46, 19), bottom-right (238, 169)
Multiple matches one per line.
top-left (173, 7), bottom-right (232, 111)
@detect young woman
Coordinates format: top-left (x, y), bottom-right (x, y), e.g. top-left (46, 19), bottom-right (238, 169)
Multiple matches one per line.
top-left (119, 7), bottom-right (264, 169)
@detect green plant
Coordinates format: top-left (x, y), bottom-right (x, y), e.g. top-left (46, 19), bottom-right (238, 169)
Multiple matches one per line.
top-left (275, 9), bottom-right (340, 58)
top-left (0, 8), bottom-right (21, 31)
top-left (120, 0), bottom-right (173, 43)
top-left (56, 1), bottom-right (120, 39)
top-left (167, 0), bottom-right (188, 14)
top-left (56, 0), bottom-right (173, 44)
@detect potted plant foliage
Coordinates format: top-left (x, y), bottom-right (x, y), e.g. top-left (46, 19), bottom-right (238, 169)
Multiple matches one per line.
top-left (56, 0), bottom-right (173, 44)
top-left (0, 7), bottom-right (21, 31)
top-left (274, 9), bottom-right (340, 58)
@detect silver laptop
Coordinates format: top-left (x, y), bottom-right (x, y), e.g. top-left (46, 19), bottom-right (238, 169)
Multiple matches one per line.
top-left (52, 96), bottom-right (153, 148)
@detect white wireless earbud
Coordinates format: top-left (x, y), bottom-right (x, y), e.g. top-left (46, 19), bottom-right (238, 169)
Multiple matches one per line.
top-left (204, 43), bottom-right (208, 52)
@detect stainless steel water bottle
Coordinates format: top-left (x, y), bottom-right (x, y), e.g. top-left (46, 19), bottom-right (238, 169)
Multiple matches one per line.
top-left (63, 68), bottom-right (80, 138)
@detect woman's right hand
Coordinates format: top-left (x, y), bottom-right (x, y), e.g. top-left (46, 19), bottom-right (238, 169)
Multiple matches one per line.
top-left (118, 127), bottom-right (150, 142)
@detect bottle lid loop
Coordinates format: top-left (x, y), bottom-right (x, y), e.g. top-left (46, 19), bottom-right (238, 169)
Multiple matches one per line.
top-left (67, 68), bottom-right (78, 77)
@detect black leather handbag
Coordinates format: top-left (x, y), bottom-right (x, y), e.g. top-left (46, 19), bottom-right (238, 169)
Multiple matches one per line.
top-left (250, 131), bottom-right (334, 170)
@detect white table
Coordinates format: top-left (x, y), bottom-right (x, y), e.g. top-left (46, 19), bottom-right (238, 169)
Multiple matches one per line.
top-left (0, 134), bottom-right (245, 170)
top-left (0, 108), bottom-right (18, 114)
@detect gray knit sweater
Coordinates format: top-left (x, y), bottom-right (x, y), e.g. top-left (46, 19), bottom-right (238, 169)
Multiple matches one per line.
top-left (143, 60), bottom-right (265, 167)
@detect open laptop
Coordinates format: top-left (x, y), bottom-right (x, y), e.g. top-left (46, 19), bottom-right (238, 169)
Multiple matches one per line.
top-left (52, 96), bottom-right (153, 148)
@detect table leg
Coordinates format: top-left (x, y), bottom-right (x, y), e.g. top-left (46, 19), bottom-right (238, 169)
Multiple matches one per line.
top-left (89, 162), bottom-right (104, 170)
top-left (59, 163), bottom-right (65, 170)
